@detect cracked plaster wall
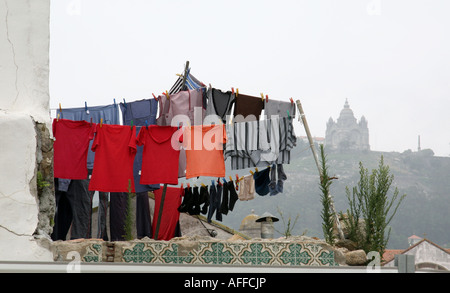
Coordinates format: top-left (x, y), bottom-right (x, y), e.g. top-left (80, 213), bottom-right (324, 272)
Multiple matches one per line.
top-left (0, 0), bottom-right (53, 261)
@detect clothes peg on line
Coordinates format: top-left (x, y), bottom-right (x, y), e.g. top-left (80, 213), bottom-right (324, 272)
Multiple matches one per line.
top-left (260, 93), bottom-right (264, 101)
top-left (250, 170), bottom-right (254, 175)
top-left (266, 95), bottom-right (269, 103)
top-left (85, 102), bottom-right (89, 114)
top-left (290, 97), bottom-right (294, 105)
top-left (236, 88), bottom-right (239, 97)
top-left (123, 99), bottom-right (127, 109)
top-left (100, 118), bottom-right (103, 127)
top-left (152, 93), bottom-right (158, 101)
top-left (229, 175), bottom-right (233, 182)
top-left (211, 180), bottom-right (215, 186)
top-left (113, 99), bottom-right (116, 108)
top-left (232, 87), bottom-right (235, 95)
top-left (57, 113), bottom-right (60, 121)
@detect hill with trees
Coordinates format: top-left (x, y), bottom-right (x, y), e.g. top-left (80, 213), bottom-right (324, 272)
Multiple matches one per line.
top-left (220, 140), bottom-right (450, 249)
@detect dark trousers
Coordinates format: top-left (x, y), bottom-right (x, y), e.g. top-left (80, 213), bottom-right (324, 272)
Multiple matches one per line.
top-left (52, 178), bottom-right (93, 240)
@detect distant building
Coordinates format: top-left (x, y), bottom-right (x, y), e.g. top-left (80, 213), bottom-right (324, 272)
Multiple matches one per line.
top-left (383, 237), bottom-right (450, 271)
top-left (325, 99), bottom-right (370, 152)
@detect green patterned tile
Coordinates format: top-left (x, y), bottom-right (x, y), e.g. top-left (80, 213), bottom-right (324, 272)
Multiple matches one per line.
top-left (161, 243), bottom-right (195, 264)
top-left (240, 243), bottom-right (273, 265)
top-left (83, 243), bottom-right (102, 263)
top-left (318, 250), bottom-right (338, 266)
top-left (279, 243), bottom-right (312, 265)
top-left (200, 242), bottom-right (235, 265)
top-left (122, 243), bottom-right (154, 263)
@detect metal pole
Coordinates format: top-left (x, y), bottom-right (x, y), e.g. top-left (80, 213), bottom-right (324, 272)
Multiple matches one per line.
top-left (295, 100), bottom-right (345, 240)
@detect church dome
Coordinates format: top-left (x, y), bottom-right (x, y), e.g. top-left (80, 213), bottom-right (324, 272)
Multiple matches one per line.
top-left (337, 99), bottom-right (357, 125)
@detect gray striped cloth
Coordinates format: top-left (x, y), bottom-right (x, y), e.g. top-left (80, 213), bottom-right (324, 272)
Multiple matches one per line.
top-left (224, 116), bottom-right (297, 170)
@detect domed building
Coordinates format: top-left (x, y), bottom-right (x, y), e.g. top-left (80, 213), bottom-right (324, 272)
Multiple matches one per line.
top-left (325, 99), bottom-right (370, 152)
top-left (239, 210), bottom-right (261, 238)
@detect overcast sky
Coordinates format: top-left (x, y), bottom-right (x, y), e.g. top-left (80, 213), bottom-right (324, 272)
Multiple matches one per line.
top-left (49, 0), bottom-right (450, 157)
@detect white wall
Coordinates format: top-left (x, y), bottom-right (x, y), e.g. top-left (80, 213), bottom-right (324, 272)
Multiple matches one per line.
top-left (0, 0), bottom-right (53, 261)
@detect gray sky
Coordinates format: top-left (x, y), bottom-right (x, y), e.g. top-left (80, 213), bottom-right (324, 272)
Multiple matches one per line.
top-left (49, 0), bottom-right (450, 157)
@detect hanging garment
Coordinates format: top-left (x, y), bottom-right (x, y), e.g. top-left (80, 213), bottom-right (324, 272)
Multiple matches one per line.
top-left (96, 191), bottom-right (109, 241)
top-left (57, 103), bottom-right (120, 170)
top-left (51, 177), bottom-right (93, 240)
top-left (120, 100), bottom-right (161, 192)
top-left (133, 127), bottom-right (161, 193)
top-left (233, 93), bottom-right (264, 122)
top-left (207, 183), bottom-right (222, 223)
top-left (89, 124), bottom-right (137, 193)
top-left (137, 125), bottom-right (182, 185)
top-left (169, 71), bottom-right (205, 94)
top-left (199, 185), bottom-right (210, 215)
top-left (53, 118), bottom-right (95, 180)
top-left (253, 167), bottom-right (271, 196)
top-left (224, 116), bottom-right (297, 170)
top-left (109, 192), bottom-right (129, 241)
top-left (268, 164), bottom-right (288, 196)
top-left (222, 180), bottom-right (239, 213)
top-left (205, 87), bottom-right (235, 123)
top-left (263, 99), bottom-right (296, 119)
top-left (238, 174), bottom-right (255, 201)
top-left (136, 191), bottom-right (152, 239)
top-left (184, 124), bottom-right (227, 179)
top-left (152, 186), bottom-right (183, 241)
top-left (119, 98), bottom-right (158, 127)
top-left (178, 186), bottom-right (192, 213)
top-left (156, 89), bottom-right (205, 126)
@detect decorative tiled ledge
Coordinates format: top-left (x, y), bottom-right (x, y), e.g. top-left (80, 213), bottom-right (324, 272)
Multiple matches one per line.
top-left (52, 236), bottom-right (345, 266)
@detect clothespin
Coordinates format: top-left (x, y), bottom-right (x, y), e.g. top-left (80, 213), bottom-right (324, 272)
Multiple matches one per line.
top-left (266, 95), bottom-right (269, 103)
top-left (222, 178), bottom-right (227, 184)
top-left (290, 97), bottom-right (294, 105)
top-left (255, 168), bottom-right (259, 173)
top-left (165, 91), bottom-right (169, 99)
top-left (229, 175), bottom-right (233, 182)
top-left (201, 183), bottom-right (206, 187)
top-left (187, 183), bottom-right (191, 188)
top-left (250, 170), bottom-right (254, 175)
top-left (145, 120), bottom-right (148, 129)
top-left (113, 99), bottom-right (117, 108)
top-left (85, 102), bottom-right (89, 114)
top-left (100, 118), bottom-right (103, 128)
top-left (287, 110), bottom-right (290, 119)
top-left (59, 103), bottom-right (62, 114)
top-left (217, 178), bottom-right (222, 186)
top-left (90, 117), bottom-right (93, 126)
top-left (57, 113), bottom-right (60, 121)
top-left (123, 99), bottom-right (127, 109)
top-left (181, 183), bottom-right (184, 189)
top-left (130, 120), bottom-right (134, 129)
top-left (236, 88), bottom-right (239, 97)
top-left (236, 174), bottom-right (239, 182)
top-left (260, 93), bottom-right (264, 101)
top-left (231, 87), bottom-right (235, 95)
top-left (211, 180), bottom-right (215, 186)
top-left (152, 93), bottom-right (158, 101)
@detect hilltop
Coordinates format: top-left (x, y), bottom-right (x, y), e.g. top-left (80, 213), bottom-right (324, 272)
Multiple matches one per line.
top-left (220, 140), bottom-right (450, 249)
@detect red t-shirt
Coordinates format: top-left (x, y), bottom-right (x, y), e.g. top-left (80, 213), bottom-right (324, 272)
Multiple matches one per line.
top-left (183, 124), bottom-right (227, 179)
top-left (52, 118), bottom-right (95, 180)
top-left (136, 126), bottom-right (182, 185)
top-left (89, 124), bottom-right (137, 192)
top-left (152, 186), bottom-right (182, 240)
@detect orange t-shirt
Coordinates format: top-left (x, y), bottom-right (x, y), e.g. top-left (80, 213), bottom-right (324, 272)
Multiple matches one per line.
top-left (184, 124), bottom-right (227, 179)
